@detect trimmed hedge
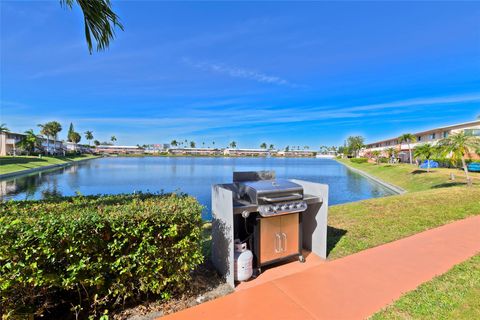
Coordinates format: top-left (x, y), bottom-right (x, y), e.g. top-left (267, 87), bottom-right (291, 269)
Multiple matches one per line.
top-left (350, 157), bottom-right (368, 164)
top-left (0, 193), bottom-right (204, 318)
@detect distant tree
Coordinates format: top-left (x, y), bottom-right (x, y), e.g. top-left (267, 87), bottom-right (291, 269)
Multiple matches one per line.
top-left (38, 121), bottom-right (62, 155)
top-left (371, 150), bottom-right (381, 165)
top-left (386, 147), bottom-right (398, 163)
top-left (346, 136), bottom-right (365, 157)
top-left (269, 144), bottom-right (274, 150)
top-left (110, 136), bottom-right (117, 144)
top-left (67, 122), bottom-right (75, 142)
top-left (304, 146), bottom-right (309, 150)
top-left (170, 140), bottom-right (178, 147)
top-left (438, 132), bottom-right (480, 186)
top-left (285, 145), bottom-right (290, 152)
top-left (18, 129), bottom-right (40, 155)
top-left (84, 130), bottom-right (94, 145)
top-left (413, 143), bottom-right (439, 173)
top-left (398, 133), bottom-right (417, 165)
top-left (337, 145), bottom-right (348, 156)
top-left (202, 142), bottom-right (205, 148)
top-left (190, 141), bottom-right (196, 148)
top-left (93, 140), bottom-right (101, 146)
top-left (60, 0), bottom-right (124, 54)
top-left (260, 142), bottom-right (267, 149)
top-left (71, 132), bottom-right (81, 151)
top-left (229, 141), bottom-right (237, 149)
top-left (0, 123), bottom-right (9, 133)
top-left (212, 141), bottom-right (215, 148)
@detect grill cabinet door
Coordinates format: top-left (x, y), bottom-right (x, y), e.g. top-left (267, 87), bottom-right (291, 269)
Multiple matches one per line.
top-left (259, 216), bottom-right (282, 264)
top-left (280, 213), bottom-right (299, 257)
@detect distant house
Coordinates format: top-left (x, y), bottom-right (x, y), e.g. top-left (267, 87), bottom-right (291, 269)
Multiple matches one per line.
top-left (223, 148), bottom-right (275, 157)
top-left (144, 143), bottom-right (170, 153)
top-left (361, 120), bottom-right (480, 162)
top-left (168, 147), bottom-right (222, 156)
top-left (277, 150), bottom-right (316, 157)
top-left (95, 145), bottom-right (144, 155)
top-left (0, 131), bottom-right (65, 156)
top-left (65, 142), bottom-right (93, 154)
top-left (0, 132), bottom-right (25, 156)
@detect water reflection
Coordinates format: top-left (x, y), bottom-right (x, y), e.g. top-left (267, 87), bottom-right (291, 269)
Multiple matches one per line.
top-left (1, 157), bottom-right (396, 219)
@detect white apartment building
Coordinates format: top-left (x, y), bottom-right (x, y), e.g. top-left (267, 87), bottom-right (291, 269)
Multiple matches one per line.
top-left (362, 120), bottom-right (480, 162)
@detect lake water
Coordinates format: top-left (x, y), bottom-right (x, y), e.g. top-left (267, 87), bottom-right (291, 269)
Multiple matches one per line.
top-left (0, 157), bottom-right (395, 219)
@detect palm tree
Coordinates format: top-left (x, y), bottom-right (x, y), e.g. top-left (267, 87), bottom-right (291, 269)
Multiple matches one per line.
top-left (212, 141), bottom-right (216, 149)
top-left (60, 0), bottom-right (123, 53)
top-left (110, 136), bottom-right (117, 144)
top-left (386, 147), bottom-right (398, 163)
top-left (170, 140), bottom-right (178, 147)
top-left (346, 136), bottom-right (365, 157)
top-left (18, 129), bottom-right (40, 155)
top-left (269, 144), bottom-right (274, 150)
top-left (38, 123), bottom-right (52, 155)
top-left (439, 132), bottom-right (480, 186)
top-left (50, 122), bottom-right (62, 154)
top-left (260, 142), bottom-right (267, 149)
top-left (0, 123), bottom-right (9, 133)
top-left (371, 150), bottom-right (381, 165)
top-left (190, 141), bottom-right (196, 148)
top-left (84, 131), bottom-right (94, 146)
top-left (0, 123), bottom-right (9, 155)
top-left (398, 133), bottom-right (417, 164)
top-left (71, 132), bottom-right (81, 152)
top-left (229, 141), bottom-right (237, 149)
top-left (93, 140), bottom-right (101, 146)
top-left (413, 144), bottom-right (439, 173)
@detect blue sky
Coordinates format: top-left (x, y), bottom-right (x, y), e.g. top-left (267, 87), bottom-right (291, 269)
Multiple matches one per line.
top-left (1, 1), bottom-right (479, 148)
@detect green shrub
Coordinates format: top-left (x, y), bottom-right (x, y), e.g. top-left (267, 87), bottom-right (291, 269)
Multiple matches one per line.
top-left (350, 157), bottom-right (368, 164)
top-left (379, 157), bottom-right (389, 163)
top-left (0, 193), bottom-right (204, 318)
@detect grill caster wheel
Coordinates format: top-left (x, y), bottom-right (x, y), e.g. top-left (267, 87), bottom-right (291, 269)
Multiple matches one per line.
top-left (255, 267), bottom-right (262, 276)
top-left (299, 255), bottom-right (305, 263)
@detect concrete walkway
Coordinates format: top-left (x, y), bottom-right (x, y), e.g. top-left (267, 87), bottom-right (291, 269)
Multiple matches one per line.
top-left (162, 216), bottom-right (480, 319)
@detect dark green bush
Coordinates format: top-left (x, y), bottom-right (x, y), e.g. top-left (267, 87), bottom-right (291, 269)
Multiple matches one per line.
top-left (350, 157), bottom-right (368, 164)
top-left (0, 193), bottom-right (203, 318)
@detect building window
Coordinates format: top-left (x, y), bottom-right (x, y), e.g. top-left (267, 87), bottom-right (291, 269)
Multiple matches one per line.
top-left (417, 136), bottom-right (422, 141)
top-left (429, 133), bottom-right (436, 140)
top-left (442, 131), bottom-right (449, 138)
top-left (465, 129), bottom-right (480, 136)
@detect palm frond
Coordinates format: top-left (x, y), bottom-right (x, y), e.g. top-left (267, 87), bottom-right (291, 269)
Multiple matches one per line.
top-left (61, 0), bottom-right (124, 53)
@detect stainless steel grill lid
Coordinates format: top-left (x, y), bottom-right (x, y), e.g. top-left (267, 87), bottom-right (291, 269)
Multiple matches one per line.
top-left (237, 179), bottom-right (304, 204)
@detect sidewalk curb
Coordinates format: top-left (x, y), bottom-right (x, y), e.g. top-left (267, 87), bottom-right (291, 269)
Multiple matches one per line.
top-left (336, 159), bottom-right (407, 194)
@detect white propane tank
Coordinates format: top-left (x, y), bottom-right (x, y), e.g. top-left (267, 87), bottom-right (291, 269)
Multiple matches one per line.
top-left (234, 239), bottom-right (253, 282)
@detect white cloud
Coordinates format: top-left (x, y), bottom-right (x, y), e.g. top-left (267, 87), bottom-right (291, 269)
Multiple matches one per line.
top-left (183, 58), bottom-right (299, 87)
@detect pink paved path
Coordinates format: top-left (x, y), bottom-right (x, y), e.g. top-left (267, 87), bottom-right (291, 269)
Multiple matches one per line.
top-left (163, 216), bottom-right (480, 320)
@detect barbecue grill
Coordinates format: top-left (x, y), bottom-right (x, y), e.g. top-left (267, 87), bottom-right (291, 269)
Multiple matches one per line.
top-left (211, 171), bottom-right (328, 286)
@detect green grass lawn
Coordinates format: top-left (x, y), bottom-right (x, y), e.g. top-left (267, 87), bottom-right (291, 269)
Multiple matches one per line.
top-left (336, 158), bottom-right (480, 192)
top-left (0, 155), bottom-right (98, 175)
top-left (371, 254), bottom-right (480, 320)
top-left (331, 158), bottom-right (480, 318)
top-left (327, 186), bottom-right (480, 259)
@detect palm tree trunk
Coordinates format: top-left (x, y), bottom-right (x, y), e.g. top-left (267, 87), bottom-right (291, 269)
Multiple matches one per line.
top-left (427, 159), bottom-right (430, 173)
top-left (408, 143), bottom-right (412, 164)
top-left (462, 157), bottom-right (472, 186)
